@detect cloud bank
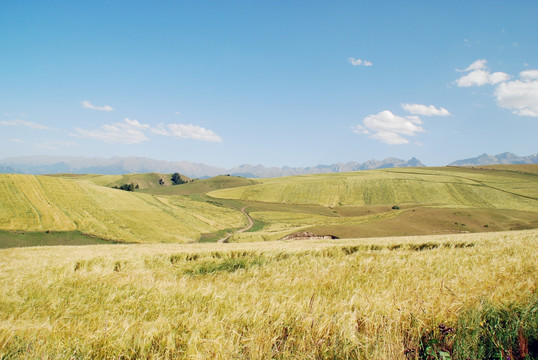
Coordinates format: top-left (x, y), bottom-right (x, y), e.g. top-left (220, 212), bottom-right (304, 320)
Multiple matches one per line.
top-left (0, 119), bottom-right (52, 130)
top-left (73, 118), bottom-right (149, 144)
top-left (158, 123), bottom-right (222, 142)
top-left (456, 59), bottom-right (538, 117)
top-left (73, 119), bottom-right (222, 144)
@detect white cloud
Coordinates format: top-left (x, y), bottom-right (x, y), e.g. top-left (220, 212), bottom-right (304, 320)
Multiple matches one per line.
top-left (353, 110), bottom-right (424, 145)
top-left (124, 118), bottom-right (149, 130)
top-left (456, 60), bottom-right (538, 117)
top-left (495, 70), bottom-right (538, 117)
top-left (348, 57), bottom-right (373, 66)
top-left (463, 59), bottom-right (487, 72)
top-left (371, 131), bottom-right (409, 145)
top-left (520, 70), bottom-right (538, 81)
top-left (401, 103), bottom-right (450, 116)
top-left (82, 100), bottom-right (114, 112)
top-left (72, 118), bottom-right (222, 143)
top-left (0, 119), bottom-right (52, 130)
top-left (34, 141), bottom-right (77, 150)
top-left (10, 138), bottom-right (23, 143)
top-left (455, 59), bottom-right (510, 87)
top-left (165, 123), bottom-right (222, 142)
top-left (456, 70), bottom-right (510, 87)
top-left (72, 118), bottom-right (149, 144)
top-left (150, 124), bottom-right (170, 136)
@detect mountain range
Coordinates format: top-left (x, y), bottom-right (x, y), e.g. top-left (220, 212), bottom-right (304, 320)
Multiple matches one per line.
top-left (0, 156), bottom-right (425, 178)
top-left (0, 152), bottom-right (535, 178)
top-left (448, 152), bottom-right (538, 166)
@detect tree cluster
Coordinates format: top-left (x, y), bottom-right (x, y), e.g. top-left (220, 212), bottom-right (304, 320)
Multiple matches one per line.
top-left (171, 173), bottom-right (187, 185)
top-left (113, 183), bottom-right (139, 192)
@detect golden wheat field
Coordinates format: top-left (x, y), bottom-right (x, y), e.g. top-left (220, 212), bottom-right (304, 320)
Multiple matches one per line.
top-left (0, 174), bottom-right (245, 243)
top-left (0, 229), bottom-right (536, 359)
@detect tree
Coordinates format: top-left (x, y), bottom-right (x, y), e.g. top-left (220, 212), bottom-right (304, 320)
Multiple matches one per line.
top-left (171, 173), bottom-right (185, 185)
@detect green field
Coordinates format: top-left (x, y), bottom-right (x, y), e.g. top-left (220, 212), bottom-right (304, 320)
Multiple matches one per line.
top-left (206, 166), bottom-right (538, 242)
top-left (0, 230), bottom-right (536, 359)
top-left (0, 230), bottom-right (113, 249)
top-left (0, 174), bottom-right (245, 244)
top-left (1, 166), bottom-right (537, 246)
top-left (208, 167), bottom-right (538, 209)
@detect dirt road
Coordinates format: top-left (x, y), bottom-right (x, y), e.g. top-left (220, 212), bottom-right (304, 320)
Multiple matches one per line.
top-left (217, 207), bottom-right (253, 243)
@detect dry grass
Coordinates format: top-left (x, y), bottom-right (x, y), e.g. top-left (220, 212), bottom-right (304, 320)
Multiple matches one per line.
top-left (0, 230), bottom-right (536, 359)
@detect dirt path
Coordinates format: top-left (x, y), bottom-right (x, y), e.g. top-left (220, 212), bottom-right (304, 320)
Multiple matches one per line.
top-left (217, 207), bottom-right (254, 243)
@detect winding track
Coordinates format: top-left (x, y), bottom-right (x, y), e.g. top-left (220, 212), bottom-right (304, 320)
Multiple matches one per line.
top-left (217, 206), bottom-right (254, 243)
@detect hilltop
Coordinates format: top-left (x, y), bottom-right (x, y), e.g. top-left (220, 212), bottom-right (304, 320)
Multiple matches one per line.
top-left (52, 172), bottom-right (193, 190)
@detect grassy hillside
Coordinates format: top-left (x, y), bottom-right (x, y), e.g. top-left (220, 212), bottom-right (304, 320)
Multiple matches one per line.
top-left (0, 174), bottom-right (245, 243)
top-left (203, 167), bottom-right (538, 242)
top-left (0, 230), bottom-right (536, 359)
top-left (53, 172), bottom-right (192, 189)
top-left (140, 175), bottom-right (259, 195)
top-left (208, 167), bottom-right (538, 210)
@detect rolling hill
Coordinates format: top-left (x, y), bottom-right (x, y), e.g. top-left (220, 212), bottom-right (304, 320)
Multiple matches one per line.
top-left (0, 174), bottom-right (245, 243)
top-left (208, 166), bottom-right (538, 210)
top-left (1, 166), bottom-right (537, 245)
top-left (207, 166), bottom-right (538, 241)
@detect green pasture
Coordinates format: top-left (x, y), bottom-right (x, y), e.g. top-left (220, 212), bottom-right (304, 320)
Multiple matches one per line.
top-left (0, 230), bottom-right (112, 249)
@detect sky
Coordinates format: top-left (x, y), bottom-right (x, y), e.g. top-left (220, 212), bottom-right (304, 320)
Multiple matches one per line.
top-left (1, 1), bottom-right (537, 168)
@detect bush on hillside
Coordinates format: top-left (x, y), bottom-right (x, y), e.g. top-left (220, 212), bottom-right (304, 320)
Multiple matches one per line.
top-left (113, 183), bottom-right (136, 192)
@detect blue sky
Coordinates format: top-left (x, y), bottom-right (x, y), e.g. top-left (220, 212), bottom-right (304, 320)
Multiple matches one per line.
top-left (1, 1), bottom-right (537, 168)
